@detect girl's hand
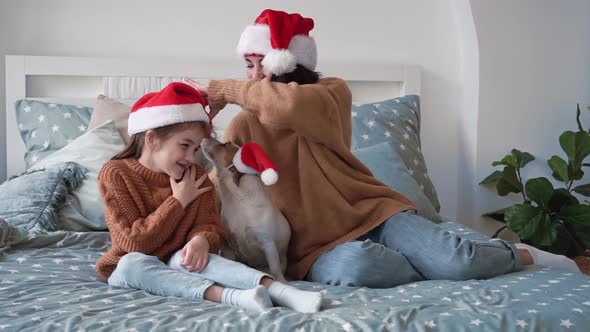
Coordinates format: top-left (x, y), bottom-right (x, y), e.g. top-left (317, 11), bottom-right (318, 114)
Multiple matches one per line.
top-left (180, 235), bottom-right (210, 272)
top-left (170, 166), bottom-right (212, 209)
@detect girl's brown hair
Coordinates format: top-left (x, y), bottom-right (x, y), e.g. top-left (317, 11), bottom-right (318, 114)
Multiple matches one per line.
top-left (112, 121), bottom-right (210, 160)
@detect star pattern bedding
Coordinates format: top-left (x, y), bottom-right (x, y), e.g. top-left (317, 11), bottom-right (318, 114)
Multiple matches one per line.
top-left (1, 221), bottom-right (589, 332)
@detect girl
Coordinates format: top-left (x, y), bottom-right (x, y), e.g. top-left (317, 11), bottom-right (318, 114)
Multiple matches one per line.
top-left (95, 82), bottom-right (322, 312)
top-left (186, 9), bottom-right (582, 288)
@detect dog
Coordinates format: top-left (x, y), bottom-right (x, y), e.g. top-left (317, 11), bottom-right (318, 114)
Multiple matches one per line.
top-left (201, 137), bottom-right (291, 282)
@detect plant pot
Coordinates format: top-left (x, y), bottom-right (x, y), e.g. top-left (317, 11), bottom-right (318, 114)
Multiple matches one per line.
top-left (574, 255), bottom-right (590, 275)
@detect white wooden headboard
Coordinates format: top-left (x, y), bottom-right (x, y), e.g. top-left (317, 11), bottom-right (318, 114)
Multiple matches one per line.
top-left (4, 55), bottom-right (421, 180)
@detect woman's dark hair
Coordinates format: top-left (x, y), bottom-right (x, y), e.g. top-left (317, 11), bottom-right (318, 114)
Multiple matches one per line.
top-left (271, 64), bottom-right (320, 85)
top-left (112, 121), bottom-right (210, 160)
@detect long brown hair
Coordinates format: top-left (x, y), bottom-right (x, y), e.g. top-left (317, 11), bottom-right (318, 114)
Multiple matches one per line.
top-left (112, 121), bottom-right (210, 160)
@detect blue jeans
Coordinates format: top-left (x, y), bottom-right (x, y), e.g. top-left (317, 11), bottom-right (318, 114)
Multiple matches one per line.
top-left (307, 211), bottom-right (523, 288)
top-left (107, 251), bottom-right (270, 299)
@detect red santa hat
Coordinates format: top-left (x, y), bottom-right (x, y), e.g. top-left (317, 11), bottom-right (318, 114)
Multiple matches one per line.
top-left (232, 143), bottom-right (279, 185)
top-left (237, 9), bottom-right (316, 76)
top-left (128, 82), bottom-right (210, 136)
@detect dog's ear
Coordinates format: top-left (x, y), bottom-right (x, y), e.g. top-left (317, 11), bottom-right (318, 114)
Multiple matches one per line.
top-left (223, 145), bottom-right (236, 166)
top-left (224, 142), bottom-right (241, 166)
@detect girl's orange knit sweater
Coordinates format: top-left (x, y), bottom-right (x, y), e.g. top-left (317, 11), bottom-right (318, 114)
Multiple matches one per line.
top-left (95, 158), bottom-right (226, 279)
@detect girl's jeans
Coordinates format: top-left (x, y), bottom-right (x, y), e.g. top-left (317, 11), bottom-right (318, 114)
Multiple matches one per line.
top-left (107, 251), bottom-right (270, 299)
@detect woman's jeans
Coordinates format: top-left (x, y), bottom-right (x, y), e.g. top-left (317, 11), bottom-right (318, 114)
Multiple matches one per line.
top-left (107, 251), bottom-right (270, 299)
top-left (307, 211), bottom-right (523, 288)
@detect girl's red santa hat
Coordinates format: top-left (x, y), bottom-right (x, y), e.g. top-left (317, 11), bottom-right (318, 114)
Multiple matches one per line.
top-left (128, 82), bottom-right (210, 136)
top-left (232, 143), bottom-right (279, 185)
top-left (237, 9), bottom-right (316, 76)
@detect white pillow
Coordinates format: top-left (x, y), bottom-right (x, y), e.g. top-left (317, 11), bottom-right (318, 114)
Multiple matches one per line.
top-left (32, 120), bottom-right (125, 230)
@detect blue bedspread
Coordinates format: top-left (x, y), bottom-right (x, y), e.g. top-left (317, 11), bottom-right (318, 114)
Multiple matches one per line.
top-left (1, 222), bottom-right (589, 331)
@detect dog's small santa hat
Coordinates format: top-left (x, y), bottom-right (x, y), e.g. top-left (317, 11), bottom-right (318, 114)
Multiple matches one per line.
top-left (233, 143), bottom-right (278, 185)
top-left (237, 9), bottom-right (316, 76)
top-left (128, 82), bottom-right (210, 136)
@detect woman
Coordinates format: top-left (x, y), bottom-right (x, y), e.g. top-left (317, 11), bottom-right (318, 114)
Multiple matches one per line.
top-left (187, 9), bottom-right (581, 288)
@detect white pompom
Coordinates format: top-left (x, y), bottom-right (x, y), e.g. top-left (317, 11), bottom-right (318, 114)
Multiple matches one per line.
top-left (260, 169), bottom-right (278, 185)
top-left (261, 49), bottom-right (297, 75)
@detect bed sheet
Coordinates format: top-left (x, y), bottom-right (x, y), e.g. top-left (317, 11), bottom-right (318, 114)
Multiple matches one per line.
top-left (1, 222), bottom-right (589, 331)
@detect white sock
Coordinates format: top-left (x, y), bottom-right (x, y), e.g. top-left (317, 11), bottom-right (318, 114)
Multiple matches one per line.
top-left (268, 281), bottom-right (323, 313)
top-left (221, 285), bottom-right (273, 312)
top-left (515, 243), bottom-right (580, 273)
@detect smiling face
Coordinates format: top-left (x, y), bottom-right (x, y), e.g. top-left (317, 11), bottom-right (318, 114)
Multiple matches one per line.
top-left (245, 55), bottom-right (272, 80)
top-left (140, 122), bottom-right (208, 180)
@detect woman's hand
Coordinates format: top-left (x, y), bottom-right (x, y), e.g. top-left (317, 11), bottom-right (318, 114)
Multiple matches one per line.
top-left (183, 77), bottom-right (222, 120)
top-left (170, 165), bottom-right (212, 209)
top-left (180, 235), bottom-right (210, 272)
top-left (184, 77), bottom-right (209, 98)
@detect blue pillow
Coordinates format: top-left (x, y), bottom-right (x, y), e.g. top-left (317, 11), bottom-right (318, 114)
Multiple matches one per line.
top-left (352, 142), bottom-right (441, 222)
top-left (0, 162), bottom-right (87, 231)
top-left (351, 95), bottom-right (440, 212)
top-left (15, 99), bottom-right (93, 168)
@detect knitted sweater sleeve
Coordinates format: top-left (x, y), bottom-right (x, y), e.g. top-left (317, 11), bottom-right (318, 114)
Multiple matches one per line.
top-left (208, 78), bottom-right (352, 150)
top-left (186, 177), bottom-right (227, 254)
top-left (98, 164), bottom-right (186, 254)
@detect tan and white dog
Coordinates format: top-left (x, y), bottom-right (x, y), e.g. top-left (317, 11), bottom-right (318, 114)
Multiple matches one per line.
top-left (201, 138), bottom-right (291, 282)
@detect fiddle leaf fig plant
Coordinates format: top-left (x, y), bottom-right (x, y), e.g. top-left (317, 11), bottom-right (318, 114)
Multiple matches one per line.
top-left (480, 104), bottom-right (590, 257)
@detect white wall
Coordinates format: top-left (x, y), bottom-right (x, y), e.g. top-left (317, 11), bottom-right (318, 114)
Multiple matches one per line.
top-left (470, 0), bottom-right (590, 220)
top-left (0, 0), bottom-right (463, 220)
top-left (451, 0), bottom-right (480, 227)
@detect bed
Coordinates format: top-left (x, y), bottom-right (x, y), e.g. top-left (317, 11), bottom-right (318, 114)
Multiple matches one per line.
top-left (2, 56), bottom-right (589, 331)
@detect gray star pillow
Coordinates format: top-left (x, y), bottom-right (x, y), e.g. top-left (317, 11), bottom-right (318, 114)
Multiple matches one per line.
top-left (15, 99), bottom-right (93, 168)
top-left (351, 95), bottom-right (440, 212)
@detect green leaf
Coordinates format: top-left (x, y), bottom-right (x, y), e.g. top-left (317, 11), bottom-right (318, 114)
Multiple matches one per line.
top-left (576, 104), bottom-right (584, 132)
top-left (480, 170), bottom-right (503, 185)
top-left (505, 205), bottom-right (556, 246)
top-left (559, 130), bottom-right (590, 167)
top-left (548, 156), bottom-right (569, 183)
top-left (496, 166), bottom-right (522, 196)
top-left (505, 204), bottom-right (543, 240)
top-left (551, 172), bottom-right (564, 182)
top-left (525, 178), bottom-right (554, 207)
top-left (560, 131), bottom-right (578, 161)
top-left (569, 165), bottom-right (585, 181)
top-left (512, 149), bottom-right (535, 168)
top-left (529, 214), bottom-right (558, 247)
top-left (573, 184), bottom-right (590, 197)
top-left (560, 204), bottom-right (590, 226)
top-left (548, 188), bottom-right (579, 212)
top-left (492, 154), bottom-right (518, 168)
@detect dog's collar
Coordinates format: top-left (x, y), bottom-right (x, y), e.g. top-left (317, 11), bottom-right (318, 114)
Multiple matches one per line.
top-left (218, 164), bottom-right (236, 178)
